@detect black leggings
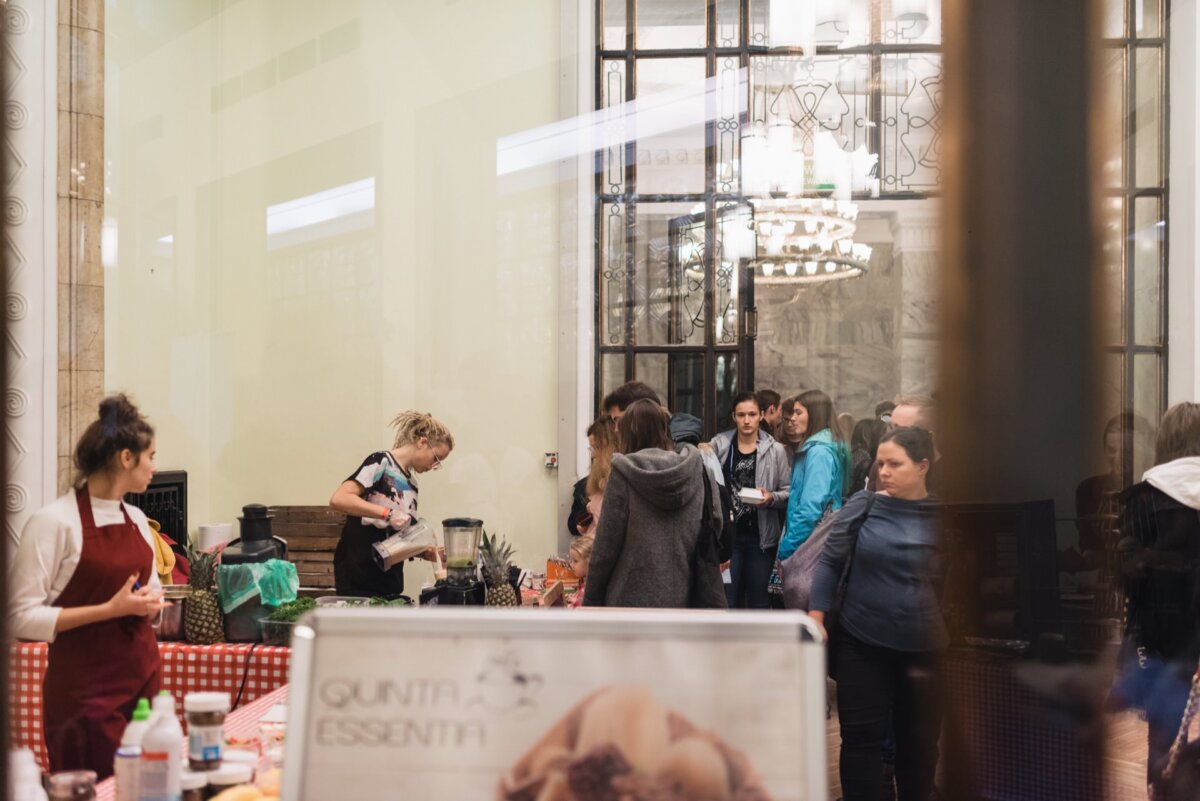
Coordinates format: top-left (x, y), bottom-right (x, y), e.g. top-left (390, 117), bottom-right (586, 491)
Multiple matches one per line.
top-left (834, 632), bottom-right (942, 801)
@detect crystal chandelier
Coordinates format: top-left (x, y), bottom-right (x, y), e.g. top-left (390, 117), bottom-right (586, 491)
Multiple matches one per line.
top-left (740, 0), bottom-right (927, 284)
top-left (742, 127), bottom-right (877, 284)
top-left (751, 197), bottom-right (872, 284)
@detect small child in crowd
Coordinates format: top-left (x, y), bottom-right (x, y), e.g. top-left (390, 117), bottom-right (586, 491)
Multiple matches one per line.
top-left (568, 534), bottom-right (594, 609)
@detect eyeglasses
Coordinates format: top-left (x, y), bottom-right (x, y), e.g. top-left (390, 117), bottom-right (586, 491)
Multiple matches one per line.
top-left (430, 448), bottom-right (444, 471)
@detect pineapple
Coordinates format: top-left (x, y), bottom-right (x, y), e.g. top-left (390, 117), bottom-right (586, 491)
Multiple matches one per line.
top-left (480, 532), bottom-right (519, 607)
top-left (185, 544), bottom-right (225, 644)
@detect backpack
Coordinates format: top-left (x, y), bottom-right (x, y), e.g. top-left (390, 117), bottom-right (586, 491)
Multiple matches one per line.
top-left (780, 493), bottom-right (876, 611)
top-left (699, 448), bottom-right (736, 563)
top-left (715, 478), bottom-right (735, 563)
top-left (689, 467), bottom-right (731, 609)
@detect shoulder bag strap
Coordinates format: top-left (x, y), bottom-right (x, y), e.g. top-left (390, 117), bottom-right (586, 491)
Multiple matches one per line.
top-left (837, 493), bottom-right (879, 593)
top-left (702, 462), bottom-right (715, 523)
top-left (1157, 657), bottom-right (1200, 795)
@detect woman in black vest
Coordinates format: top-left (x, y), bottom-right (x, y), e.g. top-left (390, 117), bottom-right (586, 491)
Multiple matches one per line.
top-left (1117, 402), bottom-right (1200, 786)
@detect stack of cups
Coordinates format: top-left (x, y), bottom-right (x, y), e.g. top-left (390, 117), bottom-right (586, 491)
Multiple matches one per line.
top-left (196, 523), bottom-right (234, 551)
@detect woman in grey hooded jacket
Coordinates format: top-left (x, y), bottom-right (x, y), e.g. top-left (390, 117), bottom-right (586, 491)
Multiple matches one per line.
top-left (583, 399), bottom-right (725, 608)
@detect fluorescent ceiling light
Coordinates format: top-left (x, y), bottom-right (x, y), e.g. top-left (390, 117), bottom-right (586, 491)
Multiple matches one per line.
top-left (266, 177), bottom-right (375, 237)
top-left (496, 70), bottom-right (747, 177)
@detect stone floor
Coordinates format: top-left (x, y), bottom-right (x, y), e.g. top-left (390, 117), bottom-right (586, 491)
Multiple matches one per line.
top-left (824, 710), bottom-right (1150, 800)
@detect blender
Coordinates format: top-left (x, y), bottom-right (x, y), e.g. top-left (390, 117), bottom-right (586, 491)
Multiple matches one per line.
top-left (424, 518), bottom-right (485, 605)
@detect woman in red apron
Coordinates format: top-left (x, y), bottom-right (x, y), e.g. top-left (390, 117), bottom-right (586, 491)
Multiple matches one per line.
top-left (8, 395), bottom-right (165, 779)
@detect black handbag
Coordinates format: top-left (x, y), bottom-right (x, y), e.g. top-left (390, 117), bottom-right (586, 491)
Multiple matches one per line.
top-left (689, 469), bottom-right (729, 609)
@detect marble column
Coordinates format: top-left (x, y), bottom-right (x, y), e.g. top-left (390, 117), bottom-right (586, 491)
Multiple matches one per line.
top-left (56, 0), bottom-right (104, 494)
top-left (4, 1), bottom-right (60, 541)
top-left (893, 212), bottom-right (940, 396)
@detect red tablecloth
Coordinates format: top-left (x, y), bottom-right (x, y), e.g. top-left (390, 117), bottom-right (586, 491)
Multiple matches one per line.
top-left (93, 684), bottom-right (290, 801)
top-left (8, 642), bottom-right (291, 772)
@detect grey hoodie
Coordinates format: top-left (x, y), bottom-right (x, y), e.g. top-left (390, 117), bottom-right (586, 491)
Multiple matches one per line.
top-left (583, 444), bottom-right (721, 608)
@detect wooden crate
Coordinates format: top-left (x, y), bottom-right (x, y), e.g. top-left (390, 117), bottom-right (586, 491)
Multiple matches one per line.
top-left (270, 506), bottom-right (344, 592)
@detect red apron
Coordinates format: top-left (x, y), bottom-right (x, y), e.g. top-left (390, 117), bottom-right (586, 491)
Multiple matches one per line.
top-left (43, 487), bottom-right (161, 779)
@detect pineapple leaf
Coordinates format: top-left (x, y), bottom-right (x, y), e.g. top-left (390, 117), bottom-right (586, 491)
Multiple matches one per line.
top-left (186, 539), bottom-right (219, 591)
top-left (479, 530), bottom-right (516, 587)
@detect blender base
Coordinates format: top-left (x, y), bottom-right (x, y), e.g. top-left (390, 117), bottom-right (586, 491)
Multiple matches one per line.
top-left (421, 580), bottom-right (486, 606)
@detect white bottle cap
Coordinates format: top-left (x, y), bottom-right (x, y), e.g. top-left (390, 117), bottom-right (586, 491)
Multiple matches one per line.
top-left (183, 692), bottom-right (230, 713)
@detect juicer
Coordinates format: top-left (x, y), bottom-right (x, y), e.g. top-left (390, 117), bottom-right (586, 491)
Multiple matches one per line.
top-left (421, 517), bottom-right (486, 605)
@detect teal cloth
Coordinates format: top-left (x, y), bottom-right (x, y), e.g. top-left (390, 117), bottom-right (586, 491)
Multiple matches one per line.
top-left (216, 559), bottom-right (299, 612)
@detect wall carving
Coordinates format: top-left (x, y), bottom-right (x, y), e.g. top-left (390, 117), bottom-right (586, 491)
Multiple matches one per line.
top-left (4, 0), bottom-right (57, 537)
top-left (6, 292), bottom-right (28, 321)
top-left (6, 483), bottom-right (29, 514)
top-left (5, 4), bottom-right (31, 34)
top-left (6, 388), bottom-right (30, 416)
top-left (6, 101), bottom-right (28, 128)
top-left (5, 197), bottom-right (28, 225)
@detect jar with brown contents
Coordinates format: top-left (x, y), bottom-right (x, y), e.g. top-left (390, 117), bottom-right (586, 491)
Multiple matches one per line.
top-left (181, 770), bottom-right (208, 801)
top-left (184, 692), bottom-right (231, 771)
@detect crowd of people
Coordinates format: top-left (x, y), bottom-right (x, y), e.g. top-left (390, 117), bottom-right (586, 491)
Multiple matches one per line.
top-left (7, 384), bottom-right (1198, 799)
top-left (566, 380), bottom-right (945, 800)
top-left (566, 380), bottom-right (1200, 801)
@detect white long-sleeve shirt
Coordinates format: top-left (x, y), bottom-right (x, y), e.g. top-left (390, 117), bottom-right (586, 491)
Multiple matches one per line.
top-left (8, 491), bottom-right (160, 643)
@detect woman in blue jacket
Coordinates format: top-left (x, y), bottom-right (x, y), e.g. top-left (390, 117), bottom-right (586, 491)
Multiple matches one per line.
top-left (778, 389), bottom-right (847, 561)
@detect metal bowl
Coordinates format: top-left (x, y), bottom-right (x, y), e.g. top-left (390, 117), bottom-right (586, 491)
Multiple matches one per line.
top-left (155, 585), bottom-right (192, 641)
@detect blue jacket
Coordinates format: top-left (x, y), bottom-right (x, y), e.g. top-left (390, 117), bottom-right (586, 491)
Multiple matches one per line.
top-left (779, 429), bottom-right (845, 560)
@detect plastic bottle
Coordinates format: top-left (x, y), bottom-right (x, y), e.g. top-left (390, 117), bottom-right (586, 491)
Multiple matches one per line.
top-left (123, 698), bottom-right (153, 746)
top-left (138, 694), bottom-right (183, 801)
top-left (115, 698), bottom-right (152, 801)
top-left (8, 748), bottom-right (49, 801)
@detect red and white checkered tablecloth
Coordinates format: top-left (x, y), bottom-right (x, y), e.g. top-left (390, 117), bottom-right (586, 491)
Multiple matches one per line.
top-left (8, 642), bottom-right (290, 773)
top-left (93, 684), bottom-right (291, 801)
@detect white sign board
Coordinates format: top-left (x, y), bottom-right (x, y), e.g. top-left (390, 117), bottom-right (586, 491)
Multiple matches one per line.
top-left (282, 609), bottom-right (827, 801)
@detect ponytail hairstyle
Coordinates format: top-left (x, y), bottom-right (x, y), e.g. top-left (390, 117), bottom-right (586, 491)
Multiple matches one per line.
top-left (391, 411), bottom-right (455, 451)
top-left (73, 394), bottom-right (155, 488)
top-left (879, 425), bottom-right (935, 467)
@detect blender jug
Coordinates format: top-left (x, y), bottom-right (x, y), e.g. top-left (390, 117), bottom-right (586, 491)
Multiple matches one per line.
top-left (372, 518), bottom-right (435, 570)
top-left (442, 518), bottom-right (483, 584)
